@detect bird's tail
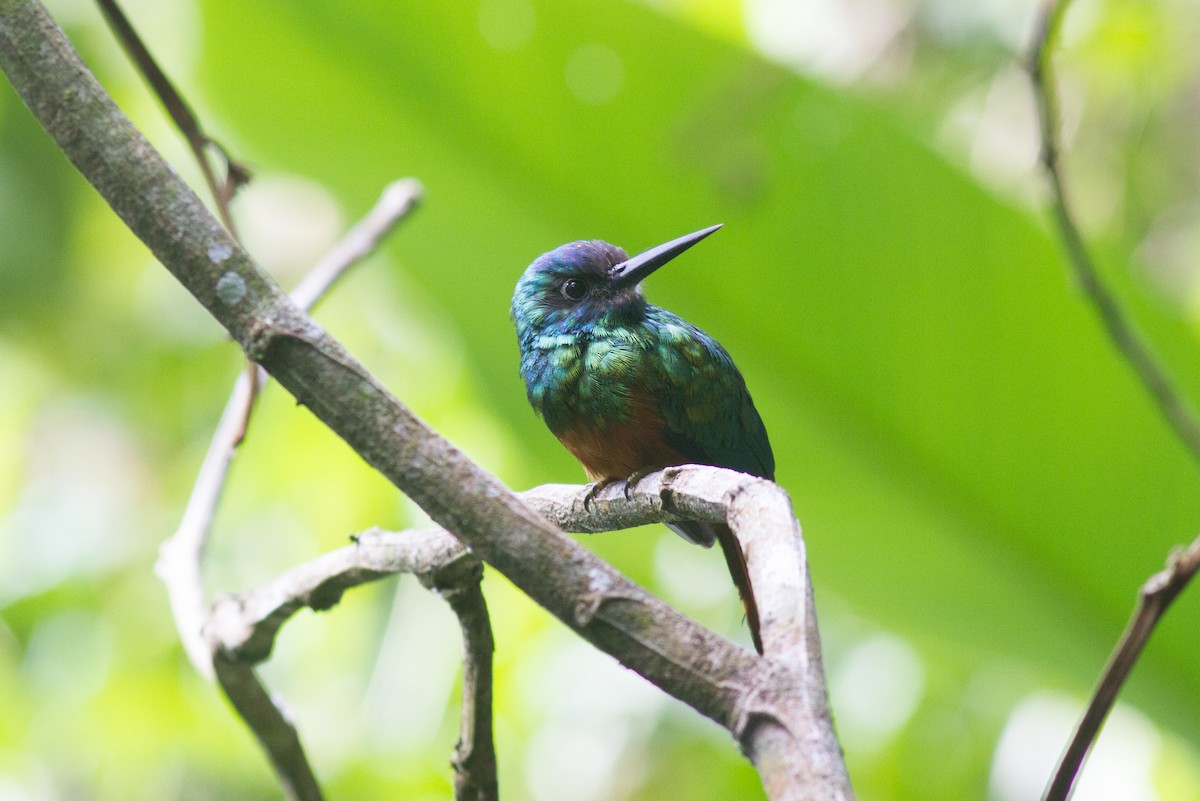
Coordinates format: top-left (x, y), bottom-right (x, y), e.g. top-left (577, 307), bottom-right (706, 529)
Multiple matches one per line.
top-left (668, 520), bottom-right (763, 654)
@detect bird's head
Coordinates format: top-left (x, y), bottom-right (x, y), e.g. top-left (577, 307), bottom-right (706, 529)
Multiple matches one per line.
top-left (511, 224), bottom-right (721, 340)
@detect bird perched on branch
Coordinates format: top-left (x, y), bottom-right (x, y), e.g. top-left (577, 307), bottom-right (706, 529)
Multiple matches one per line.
top-left (511, 224), bottom-right (774, 653)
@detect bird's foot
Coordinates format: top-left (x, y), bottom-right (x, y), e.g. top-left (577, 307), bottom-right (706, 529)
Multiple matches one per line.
top-left (582, 467), bottom-right (661, 511)
top-left (620, 466), bottom-right (659, 500)
top-left (582, 477), bottom-right (622, 512)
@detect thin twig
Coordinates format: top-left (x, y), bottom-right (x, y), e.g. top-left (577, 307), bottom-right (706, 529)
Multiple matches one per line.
top-left (421, 553), bottom-right (498, 801)
top-left (1043, 535), bottom-right (1200, 801)
top-left (156, 367), bottom-right (257, 679)
top-left (156, 179), bottom-right (423, 679)
top-left (290, 178), bottom-right (423, 309)
top-left (1028, 0), bottom-right (1200, 465)
top-left (94, 0), bottom-right (249, 235)
top-left (213, 653), bottom-right (324, 801)
top-left (1029, 2), bottom-right (1200, 798)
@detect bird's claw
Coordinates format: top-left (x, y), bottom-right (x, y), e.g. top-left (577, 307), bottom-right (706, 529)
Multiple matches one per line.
top-left (582, 477), bottom-right (620, 512)
top-left (622, 466), bottom-right (657, 500)
top-left (582, 467), bottom-right (658, 512)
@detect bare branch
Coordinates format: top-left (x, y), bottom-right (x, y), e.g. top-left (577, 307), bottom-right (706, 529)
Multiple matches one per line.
top-left (290, 178), bottom-right (423, 309)
top-left (213, 652), bottom-right (324, 801)
top-left (208, 528), bottom-right (470, 662)
top-left (527, 472), bottom-right (842, 798)
top-left (205, 528), bottom-right (477, 801)
top-left (208, 528), bottom-right (498, 800)
top-left (1028, 0), bottom-right (1200, 464)
top-left (1043, 535), bottom-right (1200, 801)
top-left (421, 551), bottom-right (498, 801)
top-left (529, 470), bottom-right (817, 673)
top-left (207, 472), bottom-right (847, 801)
top-left (2, 0), bottom-right (743, 723)
top-left (156, 367), bottom-right (257, 679)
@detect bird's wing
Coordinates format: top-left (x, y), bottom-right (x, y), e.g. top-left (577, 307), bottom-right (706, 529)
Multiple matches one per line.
top-left (650, 318), bottom-right (775, 482)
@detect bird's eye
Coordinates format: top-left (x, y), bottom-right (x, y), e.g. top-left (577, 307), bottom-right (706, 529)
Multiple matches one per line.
top-left (561, 278), bottom-right (587, 301)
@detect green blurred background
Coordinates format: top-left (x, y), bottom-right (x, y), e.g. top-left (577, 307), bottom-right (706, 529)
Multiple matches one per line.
top-left (3, 0), bottom-right (1200, 798)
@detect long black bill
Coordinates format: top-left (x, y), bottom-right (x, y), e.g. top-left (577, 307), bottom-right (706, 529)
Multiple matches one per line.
top-left (609, 223), bottom-right (722, 289)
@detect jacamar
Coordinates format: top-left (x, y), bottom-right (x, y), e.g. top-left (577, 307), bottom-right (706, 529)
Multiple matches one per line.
top-left (511, 224), bottom-right (774, 653)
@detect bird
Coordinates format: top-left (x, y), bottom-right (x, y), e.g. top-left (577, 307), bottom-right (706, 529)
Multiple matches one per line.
top-left (511, 224), bottom-right (774, 653)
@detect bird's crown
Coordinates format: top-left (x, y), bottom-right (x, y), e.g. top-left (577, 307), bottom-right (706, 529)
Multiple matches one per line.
top-left (511, 240), bottom-right (640, 337)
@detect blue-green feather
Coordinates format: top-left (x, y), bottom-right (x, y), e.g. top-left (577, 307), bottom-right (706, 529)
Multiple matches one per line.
top-left (646, 306), bottom-right (775, 481)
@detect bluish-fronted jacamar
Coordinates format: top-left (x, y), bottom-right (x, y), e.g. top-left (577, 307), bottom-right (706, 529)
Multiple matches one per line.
top-left (511, 224), bottom-right (774, 653)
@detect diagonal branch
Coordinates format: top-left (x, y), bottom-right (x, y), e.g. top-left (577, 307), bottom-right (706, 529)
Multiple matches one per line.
top-left (1028, 0), bottom-right (1200, 465)
top-left (0, 5), bottom-right (849, 798)
top-left (105, 0), bottom-right (423, 684)
top-left (157, 365), bottom-right (257, 679)
top-left (1029, 3), bottom-right (1200, 799)
top-left (213, 653), bottom-right (324, 801)
top-left (0, 0), bottom-right (751, 727)
top-left (94, 0), bottom-right (249, 235)
top-left (1042, 535), bottom-right (1200, 801)
top-left (289, 178), bottom-right (422, 309)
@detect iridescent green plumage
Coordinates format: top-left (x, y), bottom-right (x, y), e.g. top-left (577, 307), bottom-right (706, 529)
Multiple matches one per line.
top-left (512, 238), bottom-right (773, 480)
top-left (511, 226), bottom-right (774, 653)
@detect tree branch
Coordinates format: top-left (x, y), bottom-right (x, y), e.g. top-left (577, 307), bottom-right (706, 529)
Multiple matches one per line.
top-left (1028, 2), bottom-right (1200, 798)
top-left (1042, 534), bottom-right (1200, 801)
top-left (1028, 0), bottom-right (1200, 465)
top-left (207, 472), bottom-right (845, 800)
top-left (209, 528), bottom-right (470, 663)
top-left (213, 652), bottom-right (324, 801)
top-left (206, 527), bottom-right (480, 801)
top-left (289, 178), bottom-right (423, 311)
top-left (110, 0), bottom-right (422, 684)
top-left (0, 4), bottom-right (849, 798)
top-left (447, 584), bottom-right (497, 801)
top-left (94, 0), bottom-right (249, 234)
top-left (157, 366), bottom-right (255, 679)
top-left (419, 551), bottom-right (497, 801)
top-left (530, 470), bottom-right (820, 677)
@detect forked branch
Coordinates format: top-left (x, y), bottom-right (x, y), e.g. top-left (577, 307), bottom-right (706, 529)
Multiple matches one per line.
top-left (206, 471), bottom-right (842, 801)
top-left (207, 528), bottom-right (487, 801)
